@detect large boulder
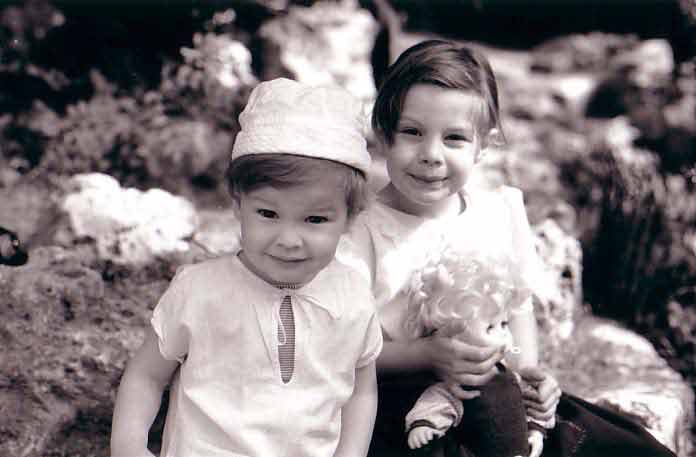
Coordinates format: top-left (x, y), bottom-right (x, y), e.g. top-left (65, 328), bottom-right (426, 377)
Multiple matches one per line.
top-left (61, 173), bottom-right (199, 265)
top-left (0, 245), bottom-right (173, 457)
top-left (547, 316), bottom-right (694, 456)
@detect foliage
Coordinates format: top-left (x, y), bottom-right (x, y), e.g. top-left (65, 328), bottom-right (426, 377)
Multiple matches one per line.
top-left (561, 119), bottom-right (696, 327)
top-left (2, 9), bottom-right (258, 204)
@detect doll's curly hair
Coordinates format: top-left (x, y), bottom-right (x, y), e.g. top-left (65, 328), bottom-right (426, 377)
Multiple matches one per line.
top-left (405, 248), bottom-right (531, 338)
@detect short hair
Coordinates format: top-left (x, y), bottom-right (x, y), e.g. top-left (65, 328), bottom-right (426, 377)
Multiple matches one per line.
top-left (372, 39), bottom-right (504, 146)
top-left (226, 153), bottom-right (369, 219)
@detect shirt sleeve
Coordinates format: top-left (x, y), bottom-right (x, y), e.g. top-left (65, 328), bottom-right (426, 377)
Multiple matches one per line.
top-left (356, 309), bottom-right (384, 368)
top-left (500, 186), bottom-right (547, 313)
top-left (150, 265), bottom-right (194, 363)
top-left (405, 382), bottom-right (464, 433)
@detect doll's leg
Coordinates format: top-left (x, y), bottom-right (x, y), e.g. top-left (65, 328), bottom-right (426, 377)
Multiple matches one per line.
top-left (368, 372), bottom-right (438, 457)
top-left (453, 370), bottom-right (529, 457)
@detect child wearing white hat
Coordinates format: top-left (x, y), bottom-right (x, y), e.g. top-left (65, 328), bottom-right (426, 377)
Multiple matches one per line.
top-left (111, 78), bottom-right (382, 457)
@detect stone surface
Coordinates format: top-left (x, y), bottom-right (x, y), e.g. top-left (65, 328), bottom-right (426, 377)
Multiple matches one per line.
top-left (532, 219), bottom-right (584, 344)
top-left (61, 173), bottom-right (199, 265)
top-left (546, 316), bottom-right (694, 456)
top-left (0, 246), bottom-right (173, 457)
top-left (256, 0), bottom-right (379, 102)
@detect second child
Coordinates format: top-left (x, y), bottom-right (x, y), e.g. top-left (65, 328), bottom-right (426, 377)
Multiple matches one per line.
top-left (341, 39), bottom-right (676, 457)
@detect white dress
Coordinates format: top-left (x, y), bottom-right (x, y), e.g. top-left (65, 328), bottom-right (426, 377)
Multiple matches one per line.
top-left (338, 185), bottom-right (546, 341)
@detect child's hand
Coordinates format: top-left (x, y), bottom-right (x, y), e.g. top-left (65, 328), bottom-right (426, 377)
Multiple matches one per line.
top-left (407, 426), bottom-right (443, 449)
top-left (519, 367), bottom-right (561, 428)
top-left (423, 325), bottom-right (503, 399)
top-left (528, 429), bottom-right (544, 457)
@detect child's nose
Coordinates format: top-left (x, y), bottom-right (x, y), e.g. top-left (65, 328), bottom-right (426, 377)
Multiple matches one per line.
top-left (276, 225), bottom-right (302, 249)
top-left (418, 138), bottom-right (444, 165)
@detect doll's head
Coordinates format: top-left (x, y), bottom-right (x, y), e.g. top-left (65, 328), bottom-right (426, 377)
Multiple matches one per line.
top-left (406, 249), bottom-right (530, 349)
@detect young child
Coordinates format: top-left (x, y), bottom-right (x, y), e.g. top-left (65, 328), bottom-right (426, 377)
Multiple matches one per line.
top-left (339, 39), bottom-right (677, 457)
top-left (404, 251), bottom-right (544, 457)
top-left (110, 78), bottom-right (383, 457)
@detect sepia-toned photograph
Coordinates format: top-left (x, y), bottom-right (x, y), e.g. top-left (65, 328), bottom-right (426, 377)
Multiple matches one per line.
top-left (1, 1), bottom-right (695, 456)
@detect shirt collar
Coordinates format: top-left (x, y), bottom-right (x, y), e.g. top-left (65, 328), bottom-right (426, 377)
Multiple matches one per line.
top-left (235, 254), bottom-right (343, 319)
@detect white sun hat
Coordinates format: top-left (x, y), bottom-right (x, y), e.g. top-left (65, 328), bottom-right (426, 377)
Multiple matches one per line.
top-left (231, 78), bottom-right (371, 175)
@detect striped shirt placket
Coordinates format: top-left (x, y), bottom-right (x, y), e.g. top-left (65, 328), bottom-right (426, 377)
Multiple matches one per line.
top-left (276, 285), bottom-right (298, 383)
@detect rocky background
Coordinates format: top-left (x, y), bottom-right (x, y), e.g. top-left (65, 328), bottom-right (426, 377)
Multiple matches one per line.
top-left (1, 0), bottom-right (695, 456)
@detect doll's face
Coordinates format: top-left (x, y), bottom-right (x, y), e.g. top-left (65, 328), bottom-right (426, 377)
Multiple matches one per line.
top-left (462, 307), bottom-right (513, 350)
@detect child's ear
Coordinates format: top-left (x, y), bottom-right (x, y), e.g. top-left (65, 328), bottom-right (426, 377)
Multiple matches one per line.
top-left (230, 195), bottom-right (241, 218)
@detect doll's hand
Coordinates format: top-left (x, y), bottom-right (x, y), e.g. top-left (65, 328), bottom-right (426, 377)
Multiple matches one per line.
top-left (528, 429), bottom-right (544, 457)
top-left (407, 426), bottom-right (443, 449)
top-left (423, 324), bottom-right (503, 399)
top-left (519, 367), bottom-right (561, 428)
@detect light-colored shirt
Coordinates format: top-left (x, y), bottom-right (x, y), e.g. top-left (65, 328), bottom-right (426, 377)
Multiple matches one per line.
top-left (338, 185), bottom-right (546, 341)
top-left (152, 254), bottom-right (383, 457)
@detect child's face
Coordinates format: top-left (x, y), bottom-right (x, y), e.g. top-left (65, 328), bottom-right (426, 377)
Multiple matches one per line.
top-left (233, 173), bottom-right (350, 285)
top-left (383, 84), bottom-right (486, 216)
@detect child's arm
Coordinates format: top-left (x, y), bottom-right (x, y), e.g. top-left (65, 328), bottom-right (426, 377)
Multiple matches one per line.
top-left (509, 299), bottom-right (561, 428)
top-left (377, 333), bottom-right (503, 399)
top-left (111, 327), bottom-right (179, 457)
top-left (334, 361), bottom-right (378, 457)
top-left (507, 299), bottom-right (539, 370)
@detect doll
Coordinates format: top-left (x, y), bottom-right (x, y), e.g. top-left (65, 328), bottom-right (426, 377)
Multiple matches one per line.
top-left (404, 249), bottom-right (545, 457)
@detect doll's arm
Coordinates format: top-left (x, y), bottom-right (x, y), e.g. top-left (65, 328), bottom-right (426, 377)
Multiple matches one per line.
top-left (408, 426), bottom-right (444, 449)
top-left (111, 327), bottom-right (179, 457)
top-left (334, 361), bottom-right (378, 457)
top-left (405, 382), bottom-right (463, 440)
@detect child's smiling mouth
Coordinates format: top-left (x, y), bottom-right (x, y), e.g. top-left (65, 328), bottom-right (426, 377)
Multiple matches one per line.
top-left (268, 254), bottom-right (307, 264)
top-left (409, 173), bottom-right (448, 184)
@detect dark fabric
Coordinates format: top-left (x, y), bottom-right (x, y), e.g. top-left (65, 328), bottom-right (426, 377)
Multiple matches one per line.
top-left (368, 374), bottom-right (677, 457)
top-left (543, 392), bottom-right (676, 457)
top-left (454, 369), bottom-right (529, 457)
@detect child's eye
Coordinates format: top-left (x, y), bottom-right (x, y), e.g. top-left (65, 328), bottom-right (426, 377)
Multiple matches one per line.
top-left (501, 321), bottom-right (509, 329)
top-left (445, 134), bottom-right (471, 143)
top-left (256, 209), bottom-right (278, 219)
top-left (486, 324), bottom-right (494, 334)
top-left (398, 127), bottom-right (421, 136)
top-left (306, 215), bottom-right (329, 224)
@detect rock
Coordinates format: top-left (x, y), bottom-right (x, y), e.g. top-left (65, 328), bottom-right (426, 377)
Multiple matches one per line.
top-left (255, 0), bottom-right (379, 102)
top-left (0, 245), bottom-right (171, 457)
top-left (529, 32), bottom-right (639, 74)
top-left (181, 32), bottom-right (257, 93)
top-left (532, 219), bottom-right (584, 345)
top-left (613, 39), bottom-right (675, 88)
top-left (547, 316), bottom-right (694, 456)
top-left (192, 208), bottom-right (241, 256)
top-left (61, 173), bottom-right (199, 265)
